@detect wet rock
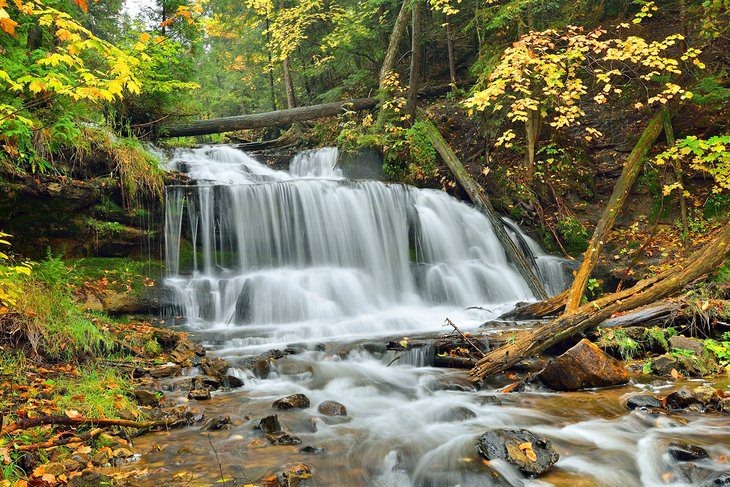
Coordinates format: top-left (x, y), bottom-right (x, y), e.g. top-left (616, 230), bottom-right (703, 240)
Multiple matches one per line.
top-left (133, 389), bottom-right (161, 407)
top-left (191, 375), bottom-right (221, 391)
top-left (652, 355), bottom-right (680, 375)
top-left (205, 415), bottom-right (232, 431)
top-left (669, 336), bottom-right (704, 355)
top-left (317, 400), bottom-right (347, 416)
top-left (170, 339), bottom-right (206, 365)
top-left (263, 349), bottom-right (286, 360)
top-left (279, 462), bottom-right (312, 487)
top-left (435, 406), bottom-right (477, 422)
top-left (424, 375), bottom-right (477, 392)
top-left (299, 445), bottom-right (326, 454)
top-left (626, 394), bottom-right (663, 410)
top-left (719, 398), bottom-right (730, 414)
top-left (284, 344), bottom-right (306, 355)
top-left (222, 374), bottom-right (244, 389)
top-left (476, 429), bottom-right (559, 476)
top-left (273, 393), bottom-right (310, 409)
top-left (691, 385), bottom-right (719, 405)
top-left (667, 443), bottom-right (709, 462)
top-left (267, 431), bottom-right (302, 445)
top-left (711, 473), bottom-right (730, 485)
top-left (113, 448), bottom-right (134, 458)
top-left (152, 328), bottom-right (181, 351)
top-left (536, 339), bottom-right (629, 391)
top-left (43, 462), bottom-right (65, 476)
top-left (666, 386), bottom-right (696, 410)
top-left (238, 355), bottom-right (271, 378)
top-left (200, 357), bottom-right (229, 378)
top-left (188, 388), bottom-right (212, 401)
top-left (92, 448), bottom-right (112, 466)
top-left (652, 353), bottom-right (717, 377)
top-left (146, 404), bottom-right (204, 427)
top-left (259, 415), bottom-right (282, 434)
top-left (137, 364), bottom-right (181, 379)
top-left (277, 359), bottom-right (314, 376)
top-left (67, 472), bottom-right (114, 487)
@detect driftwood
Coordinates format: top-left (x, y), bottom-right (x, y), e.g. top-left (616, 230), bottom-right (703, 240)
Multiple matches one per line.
top-left (15, 428), bottom-right (103, 452)
top-left (161, 98), bottom-right (377, 137)
top-left (469, 221), bottom-right (730, 381)
top-left (419, 116), bottom-right (548, 299)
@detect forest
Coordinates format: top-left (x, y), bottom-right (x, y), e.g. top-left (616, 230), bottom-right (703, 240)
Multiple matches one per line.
top-left (0, 0), bottom-right (728, 485)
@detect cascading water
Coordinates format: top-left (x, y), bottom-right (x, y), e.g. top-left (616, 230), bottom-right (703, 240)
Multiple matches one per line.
top-left (163, 146), bottom-right (557, 347)
top-left (150, 146), bottom-right (730, 487)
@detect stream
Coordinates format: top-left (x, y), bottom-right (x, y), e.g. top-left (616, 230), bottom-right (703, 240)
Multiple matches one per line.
top-left (130, 146), bottom-right (730, 486)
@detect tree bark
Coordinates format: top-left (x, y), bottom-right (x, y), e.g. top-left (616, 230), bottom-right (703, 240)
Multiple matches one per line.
top-left (499, 288), bottom-right (568, 320)
top-left (282, 57), bottom-right (297, 109)
top-left (663, 107), bottom-right (688, 238)
top-left (419, 116), bottom-right (549, 300)
top-left (265, 17), bottom-right (278, 112)
top-left (406, 0), bottom-right (422, 124)
top-left (524, 108), bottom-right (541, 183)
top-left (469, 220), bottom-right (730, 381)
top-left (379, 0), bottom-right (413, 87)
top-left (160, 98), bottom-right (377, 137)
top-left (564, 111), bottom-right (664, 313)
top-left (446, 21), bottom-right (457, 85)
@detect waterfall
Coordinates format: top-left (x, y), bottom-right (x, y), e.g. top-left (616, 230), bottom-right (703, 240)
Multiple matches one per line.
top-left (163, 146), bottom-right (567, 341)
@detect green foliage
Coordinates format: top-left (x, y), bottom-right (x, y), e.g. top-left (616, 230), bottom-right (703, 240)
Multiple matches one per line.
top-left (599, 327), bottom-right (640, 359)
top-left (556, 216), bottom-right (589, 254)
top-left (56, 366), bottom-right (133, 419)
top-left (705, 332), bottom-right (730, 366)
top-left (655, 135), bottom-right (730, 196)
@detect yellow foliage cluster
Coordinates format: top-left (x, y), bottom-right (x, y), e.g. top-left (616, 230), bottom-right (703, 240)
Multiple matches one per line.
top-left (655, 136), bottom-right (730, 195)
top-left (0, 232), bottom-right (31, 308)
top-left (466, 14), bottom-right (701, 144)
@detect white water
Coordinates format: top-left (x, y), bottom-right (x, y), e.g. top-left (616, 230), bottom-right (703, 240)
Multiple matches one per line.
top-left (160, 146), bottom-right (730, 486)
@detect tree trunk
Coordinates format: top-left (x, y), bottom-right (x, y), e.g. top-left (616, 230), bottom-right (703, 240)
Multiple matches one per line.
top-left (160, 98), bottom-right (377, 137)
top-left (282, 57), bottom-right (296, 109)
top-left (406, 0), bottom-right (422, 124)
top-left (524, 108), bottom-right (541, 183)
top-left (469, 220), bottom-right (730, 381)
top-left (663, 107), bottom-right (688, 238)
top-left (446, 21), bottom-right (457, 85)
top-left (564, 111), bottom-right (664, 313)
top-left (679, 0), bottom-right (688, 53)
top-left (379, 0), bottom-right (412, 87)
top-left (265, 17), bottom-right (278, 112)
top-left (419, 116), bottom-right (549, 300)
top-left (499, 288), bottom-right (568, 320)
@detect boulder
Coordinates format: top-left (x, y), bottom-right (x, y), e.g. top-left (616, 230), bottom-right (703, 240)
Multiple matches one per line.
top-left (667, 443), bottom-right (709, 462)
top-left (691, 385), bottom-right (719, 405)
top-left (536, 339), bottom-right (629, 391)
top-left (651, 355), bottom-right (680, 375)
top-left (170, 339), bottom-right (205, 365)
top-left (200, 357), bottom-right (229, 378)
top-left (259, 415), bottom-right (282, 434)
top-left (273, 393), bottom-right (310, 410)
top-left (133, 389), bottom-right (161, 407)
top-left (476, 429), bottom-right (559, 476)
top-left (317, 401), bottom-right (347, 416)
top-left (626, 394), bottom-right (663, 411)
top-left (238, 356), bottom-right (271, 378)
top-left (188, 389), bottom-right (212, 401)
top-left (140, 364), bottom-right (181, 379)
top-left (669, 336), bottom-right (705, 355)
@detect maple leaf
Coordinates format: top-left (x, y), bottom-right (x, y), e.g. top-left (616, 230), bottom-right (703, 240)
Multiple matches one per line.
top-left (0, 9), bottom-right (18, 36)
top-left (74, 0), bottom-right (88, 12)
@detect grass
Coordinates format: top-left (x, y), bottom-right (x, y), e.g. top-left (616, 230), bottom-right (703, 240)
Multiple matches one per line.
top-left (56, 367), bottom-right (135, 419)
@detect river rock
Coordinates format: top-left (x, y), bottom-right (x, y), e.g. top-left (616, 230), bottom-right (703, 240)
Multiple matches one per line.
top-left (435, 406), bottom-right (477, 422)
top-left (139, 364), bottom-right (181, 379)
top-left (67, 472), bottom-right (114, 487)
top-left (188, 389), bottom-right (212, 401)
top-left (299, 446), bottom-right (326, 454)
top-left (205, 415), bottom-right (232, 431)
top-left (666, 386), bottom-right (696, 410)
top-left (191, 375), bottom-right (221, 391)
top-left (222, 374), bottom-right (244, 389)
top-left (536, 339), bottom-right (629, 391)
top-left (317, 400), bottom-right (347, 416)
top-left (170, 339), bottom-right (205, 365)
top-left (200, 357), bottom-right (229, 378)
top-left (238, 355), bottom-right (271, 378)
top-left (259, 415), bottom-right (282, 434)
top-left (667, 443), bottom-right (709, 462)
top-left (267, 431), bottom-right (302, 446)
top-left (691, 385), bottom-right (719, 405)
top-left (273, 393), bottom-right (310, 409)
top-left (626, 394), bottom-right (663, 410)
top-left (133, 389), bottom-right (161, 407)
top-left (476, 429), bottom-right (559, 476)
top-left (669, 336), bottom-right (704, 355)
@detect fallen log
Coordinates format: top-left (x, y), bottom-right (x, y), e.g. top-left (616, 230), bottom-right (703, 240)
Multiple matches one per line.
top-left (15, 428), bottom-right (103, 452)
top-left (564, 111), bottom-right (665, 312)
top-left (160, 98), bottom-right (378, 138)
top-left (469, 221), bottom-right (730, 381)
top-left (499, 289), bottom-right (568, 320)
top-left (599, 300), bottom-right (681, 328)
top-left (1, 415), bottom-right (181, 436)
top-left (418, 116), bottom-right (548, 299)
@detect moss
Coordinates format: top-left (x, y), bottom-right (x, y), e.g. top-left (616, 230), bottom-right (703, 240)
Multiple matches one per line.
top-left (556, 216), bottom-right (589, 254)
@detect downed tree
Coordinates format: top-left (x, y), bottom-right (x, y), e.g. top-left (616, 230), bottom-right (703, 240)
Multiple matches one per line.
top-left (419, 116), bottom-right (549, 299)
top-left (1, 414), bottom-right (182, 436)
top-left (564, 111), bottom-right (665, 312)
top-left (500, 111), bottom-right (666, 319)
top-left (160, 98), bottom-right (377, 138)
top-left (469, 220), bottom-right (730, 381)
top-left (379, 0), bottom-right (412, 86)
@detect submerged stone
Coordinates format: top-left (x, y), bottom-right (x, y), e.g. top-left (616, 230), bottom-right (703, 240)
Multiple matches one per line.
top-left (626, 394), bottom-right (663, 411)
top-left (476, 428), bottom-right (559, 476)
top-left (267, 431), bottom-right (302, 446)
top-left (667, 443), bottom-right (709, 462)
top-left (188, 389), bottom-right (212, 401)
top-left (259, 415), bottom-right (282, 434)
top-left (317, 400), bottom-right (347, 416)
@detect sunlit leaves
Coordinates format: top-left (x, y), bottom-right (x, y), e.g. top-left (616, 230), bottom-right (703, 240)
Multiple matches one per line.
top-left (655, 136), bottom-right (730, 195)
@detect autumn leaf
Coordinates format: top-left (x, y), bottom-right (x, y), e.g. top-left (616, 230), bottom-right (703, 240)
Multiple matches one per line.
top-left (74, 0), bottom-right (88, 12)
top-left (0, 9), bottom-right (18, 36)
top-left (65, 409), bottom-right (82, 419)
top-left (518, 442), bottom-right (538, 462)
